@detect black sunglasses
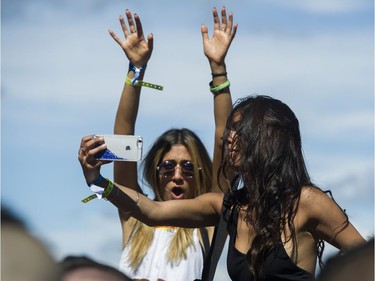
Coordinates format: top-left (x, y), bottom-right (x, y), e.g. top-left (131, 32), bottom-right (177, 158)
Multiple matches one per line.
top-left (157, 160), bottom-right (198, 179)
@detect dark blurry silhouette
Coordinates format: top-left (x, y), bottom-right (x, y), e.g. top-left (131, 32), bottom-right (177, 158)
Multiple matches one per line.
top-left (59, 255), bottom-right (132, 281)
top-left (1, 206), bottom-right (58, 281)
top-left (318, 238), bottom-right (374, 281)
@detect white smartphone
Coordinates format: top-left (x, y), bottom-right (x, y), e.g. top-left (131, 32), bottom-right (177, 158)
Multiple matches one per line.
top-left (94, 134), bottom-right (143, 162)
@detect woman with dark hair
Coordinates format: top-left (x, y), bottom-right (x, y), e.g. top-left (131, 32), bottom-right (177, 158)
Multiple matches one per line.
top-left (79, 94), bottom-right (365, 280)
top-left (79, 7), bottom-right (236, 281)
top-left (220, 95), bottom-right (335, 280)
top-left (59, 256), bottom-right (131, 281)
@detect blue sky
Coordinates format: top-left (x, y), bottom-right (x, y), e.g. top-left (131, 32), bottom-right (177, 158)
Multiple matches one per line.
top-left (2, 0), bottom-right (374, 279)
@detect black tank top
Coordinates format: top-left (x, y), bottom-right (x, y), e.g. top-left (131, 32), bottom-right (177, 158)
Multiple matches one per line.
top-left (226, 204), bottom-right (314, 281)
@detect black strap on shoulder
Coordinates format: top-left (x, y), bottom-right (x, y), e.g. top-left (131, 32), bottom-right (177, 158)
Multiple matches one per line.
top-left (199, 194), bottom-right (229, 281)
top-left (199, 227), bottom-right (210, 258)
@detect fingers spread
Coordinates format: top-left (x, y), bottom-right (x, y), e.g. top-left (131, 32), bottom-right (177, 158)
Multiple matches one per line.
top-left (119, 15), bottom-right (129, 36)
top-left (147, 33), bottom-right (154, 50)
top-left (212, 7), bottom-right (220, 31)
top-left (227, 12), bottom-right (233, 32)
top-left (126, 9), bottom-right (137, 34)
top-left (201, 24), bottom-right (209, 40)
top-left (134, 13), bottom-right (144, 38)
top-left (220, 6), bottom-right (227, 31)
top-left (108, 29), bottom-right (123, 46)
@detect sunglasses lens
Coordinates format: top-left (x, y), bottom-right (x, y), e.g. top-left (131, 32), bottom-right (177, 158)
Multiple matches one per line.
top-left (182, 161), bottom-right (194, 178)
top-left (159, 160), bottom-right (175, 178)
top-left (158, 160), bottom-right (196, 179)
top-left (182, 161), bottom-right (194, 171)
top-left (161, 160), bottom-right (175, 171)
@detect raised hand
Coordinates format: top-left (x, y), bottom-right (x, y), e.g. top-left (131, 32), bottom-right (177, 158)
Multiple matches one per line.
top-left (201, 6), bottom-right (238, 66)
top-left (109, 9), bottom-right (153, 68)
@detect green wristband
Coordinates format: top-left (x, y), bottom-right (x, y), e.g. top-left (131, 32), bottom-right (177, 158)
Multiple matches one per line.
top-left (210, 80), bottom-right (230, 93)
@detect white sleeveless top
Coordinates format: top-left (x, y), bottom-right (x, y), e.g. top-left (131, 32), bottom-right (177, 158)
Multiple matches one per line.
top-left (119, 227), bottom-right (203, 281)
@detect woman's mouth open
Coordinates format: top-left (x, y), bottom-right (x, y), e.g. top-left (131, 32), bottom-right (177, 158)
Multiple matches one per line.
top-left (171, 187), bottom-right (184, 199)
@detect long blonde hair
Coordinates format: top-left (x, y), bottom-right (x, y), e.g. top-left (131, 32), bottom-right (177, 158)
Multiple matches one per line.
top-left (127, 128), bottom-right (212, 268)
top-left (127, 222), bottom-right (195, 268)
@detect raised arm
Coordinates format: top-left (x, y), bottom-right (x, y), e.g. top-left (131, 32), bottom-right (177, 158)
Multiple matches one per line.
top-left (108, 9), bottom-right (153, 193)
top-left (201, 7), bottom-right (237, 192)
top-left (78, 136), bottom-right (223, 227)
top-left (108, 10), bottom-right (154, 245)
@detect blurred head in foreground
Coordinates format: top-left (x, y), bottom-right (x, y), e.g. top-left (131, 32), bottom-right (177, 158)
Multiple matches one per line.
top-left (1, 206), bottom-right (58, 281)
top-left (59, 255), bottom-right (131, 281)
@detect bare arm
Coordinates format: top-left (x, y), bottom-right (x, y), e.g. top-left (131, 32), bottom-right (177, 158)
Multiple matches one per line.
top-left (78, 136), bottom-right (223, 227)
top-left (302, 187), bottom-right (365, 250)
top-left (109, 9), bottom-right (153, 193)
top-left (202, 7), bottom-right (238, 192)
top-left (107, 181), bottom-right (223, 228)
top-left (108, 9), bottom-right (154, 245)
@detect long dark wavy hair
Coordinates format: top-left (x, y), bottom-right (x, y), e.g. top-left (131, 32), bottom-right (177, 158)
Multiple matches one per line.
top-left (221, 95), bottom-right (328, 280)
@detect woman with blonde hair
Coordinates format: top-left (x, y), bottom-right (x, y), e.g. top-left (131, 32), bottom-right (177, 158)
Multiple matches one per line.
top-left (80, 7), bottom-right (236, 280)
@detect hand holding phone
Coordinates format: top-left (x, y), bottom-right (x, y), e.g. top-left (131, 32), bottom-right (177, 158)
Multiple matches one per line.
top-left (94, 135), bottom-right (143, 162)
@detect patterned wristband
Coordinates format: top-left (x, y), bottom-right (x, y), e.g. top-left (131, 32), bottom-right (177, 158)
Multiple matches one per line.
top-left (129, 64), bottom-right (146, 84)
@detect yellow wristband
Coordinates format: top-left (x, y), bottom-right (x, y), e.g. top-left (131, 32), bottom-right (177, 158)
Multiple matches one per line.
top-left (81, 194), bottom-right (97, 203)
top-left (126, 76), bottom-right (163, 91)
top-left (81, 179), bottom-right (114, 203)
top-left (102, 179), bottom-right (114, 199)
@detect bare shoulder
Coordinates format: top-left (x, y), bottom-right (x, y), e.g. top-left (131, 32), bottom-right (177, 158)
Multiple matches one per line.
top-left (299, 186), bottom-right (338, 219)
top-left (300, 185), bottom-right (331, 204)
top-left (299, 186), bottom-right (365, 249)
